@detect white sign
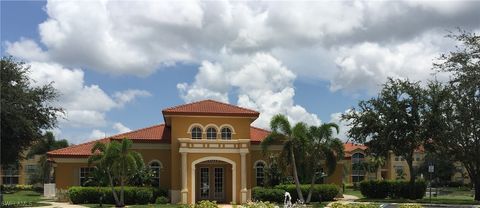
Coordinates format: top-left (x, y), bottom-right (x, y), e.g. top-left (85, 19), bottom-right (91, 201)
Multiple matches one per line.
top-left (428, 165), bottom-right (434, 173)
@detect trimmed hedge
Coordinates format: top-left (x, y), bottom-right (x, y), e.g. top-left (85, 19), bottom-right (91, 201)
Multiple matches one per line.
top-left (359, 180), bottom-right (426, 199)
top-left (252, 184), bottom-right (340, 202)
top-left (68, 186), bottom-right (168, 204)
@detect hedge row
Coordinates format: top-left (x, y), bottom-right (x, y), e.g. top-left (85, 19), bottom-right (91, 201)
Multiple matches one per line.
top-left (68, 186), bottom-right (168, 204)
top-left (252, 184), bottom-right (340, 202)
top-left (359, 180), bottom-right (426, 199)
top-left (0, 184), bottom-right (43, 193)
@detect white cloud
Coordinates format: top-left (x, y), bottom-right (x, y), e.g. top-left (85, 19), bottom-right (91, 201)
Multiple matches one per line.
top-left (27, 62), bottom-right (150, 128)
top-left (329, 111), bottom-right (351, 142)
top-left (6, 38), bottom-right (49, 61)
top-left (89, 129), bottom-right (107, 141)
top-left (112, 122), bottom-right (131, 134)
top-left (178, 53), bottom-right (321, 129)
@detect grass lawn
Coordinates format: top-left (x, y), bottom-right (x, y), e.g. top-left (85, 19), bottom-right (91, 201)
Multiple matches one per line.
top-left (343, 188), bottom-right (363, 198)
top-left (356, 187), bottom-right (479, 205)
top-left (2, 190), bottom-right (51, 207)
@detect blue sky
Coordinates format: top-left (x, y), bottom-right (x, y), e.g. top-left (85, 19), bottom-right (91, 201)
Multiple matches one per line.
top-left (2, 0), bottom-right (480, 144)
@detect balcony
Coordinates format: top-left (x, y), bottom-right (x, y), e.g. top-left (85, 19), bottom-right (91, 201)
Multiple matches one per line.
top-left (178, 138), bottom-right (250, 154)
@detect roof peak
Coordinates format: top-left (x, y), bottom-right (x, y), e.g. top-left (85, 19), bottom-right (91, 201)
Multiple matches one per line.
top-left (162, 99), bottom-right (259, 117)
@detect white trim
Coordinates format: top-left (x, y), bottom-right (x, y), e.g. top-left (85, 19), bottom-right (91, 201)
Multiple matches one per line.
top-left (187, 123), bottom-right (204, 133)
top-left (219, 124), bottom-right (236, 134)
top-left (179, 148), bottom-right (249, 154)
top-left (204, 123), bottom-right (220, 132)
top-left (164, 115), bottom-right (258, 119)
top-left (148, 160), bottom-right (163, 168)
top-left (50, 158), bottom-right (89, 163)
top-left (191, 156), bottom-right (236, 204)
top-left (253, 160), bottom-right (267, 168)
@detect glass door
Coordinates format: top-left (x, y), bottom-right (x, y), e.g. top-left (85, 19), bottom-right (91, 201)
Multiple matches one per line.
top-left (213, 167), bottom-right (224, 201)
top-left (199, 167), bottom-right (210, 199)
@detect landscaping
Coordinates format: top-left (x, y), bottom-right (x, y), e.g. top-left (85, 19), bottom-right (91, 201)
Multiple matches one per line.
top-left (1, 190), bottom-right (51, 207)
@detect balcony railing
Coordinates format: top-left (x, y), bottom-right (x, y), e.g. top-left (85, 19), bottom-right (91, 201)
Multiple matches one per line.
top-left (178, 138), bottom-right (250, 153)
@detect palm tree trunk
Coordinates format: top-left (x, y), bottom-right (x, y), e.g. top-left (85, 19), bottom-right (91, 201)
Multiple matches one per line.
top-left (108, 173), bottom-right (120, 207)
top-left (120, 178), bottom-right (125, 207)
top-left (306, 171), bottom-right (316, 203)
top-left (290, 146), bottom-right (304, 202)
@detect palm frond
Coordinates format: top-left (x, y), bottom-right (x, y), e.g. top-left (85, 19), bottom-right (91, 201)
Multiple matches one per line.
top-left (270, 114), bottom-right (292, 135)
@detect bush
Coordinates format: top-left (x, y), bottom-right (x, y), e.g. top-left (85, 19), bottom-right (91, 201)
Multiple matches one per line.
top-left (155, 196), bottom-right (169, 204)
top-left (359, 180), bottom-right (389, 199)
top-left (399, 204), bottom-right (423, 208)
top-left (68, 186), bottom-right (162, 204)
top-left (274, 184), bottom-right (340, 201)
top-left (252, 187), bottom-right (285, 203)
top-left (0, 184), bottom-right (36, 193)
top-left (243, 201), bottom-right (276, 208)
top-left (359, 180), bottom-right (426, 200)
top-left (195, 200), bottom-right (218, 208)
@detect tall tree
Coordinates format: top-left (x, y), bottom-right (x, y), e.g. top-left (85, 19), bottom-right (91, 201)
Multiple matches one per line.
top-left (1, 57), bottom-right (63, 165)
top-left (430, 31), bottom-right (480, 201)
top-left (261, 114), bottom-right (308, 202)
top-left (88, 138), bottom-right (144, 207)
top-left (305, 123), bottom-right (344, 203)
top-left (342, 78), bottom-right (427, 199)
top-left (27, 131), bottom-right (69, 183)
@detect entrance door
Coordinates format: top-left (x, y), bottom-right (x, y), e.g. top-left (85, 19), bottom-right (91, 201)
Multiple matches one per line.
top-left (197, 167), bottom-right (225, 202)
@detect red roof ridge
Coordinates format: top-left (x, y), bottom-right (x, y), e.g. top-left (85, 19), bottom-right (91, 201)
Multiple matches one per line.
top-left (47, 137), bottom-right (110, 155)
top-left (162, 99), bottom-right (259, 115)
top-left (109, 123), bottom-right (165, 139)
top-left (250, 126), bottom-right (270, 132)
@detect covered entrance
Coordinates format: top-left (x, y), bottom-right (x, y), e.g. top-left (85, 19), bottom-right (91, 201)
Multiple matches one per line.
top-left (195, 160), bottom-right (232, 203)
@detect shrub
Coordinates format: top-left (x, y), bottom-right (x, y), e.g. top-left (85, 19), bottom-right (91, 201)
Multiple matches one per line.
top-left (195, 200), bottom-right (218, 208)
top-left (68, 186), bottom-right (160, 204)
top-left (274, 184), bottom-right (340, 201)
top-left (399, 204), bottom-right (423, 208)
top-left (359, 180), bottom-right (389, 199)
top-left (252, 187), bottom-right (285, 203)
top-left (243, 201), bottom-right (276, 208)
top-left (155, 196), bottom-right (169, 204)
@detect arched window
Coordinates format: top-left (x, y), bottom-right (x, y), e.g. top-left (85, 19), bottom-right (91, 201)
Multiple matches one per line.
top-left (352, 153), bottom-right (365, 183)
top-left (221, 127), bottom-right (232, 140)
top-left (191, 126), bottom-right (202, 139)
top-left (149, 161), bottom-right (162, 187)
top-left (206, 127), bottom-right (217, 140)
top-left (255, 161), bottom-right (266, 186)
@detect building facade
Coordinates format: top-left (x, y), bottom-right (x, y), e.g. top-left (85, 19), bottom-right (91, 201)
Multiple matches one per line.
top-left (46, 100), bottom-right (344, 204)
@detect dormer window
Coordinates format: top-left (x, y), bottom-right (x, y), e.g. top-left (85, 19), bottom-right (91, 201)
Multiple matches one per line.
top-left (191, 127), bottom-right (202, 139)
top-left (221, 127), bottom-right (232, 140)
top-left (206, 127), bottom-right (217, 140)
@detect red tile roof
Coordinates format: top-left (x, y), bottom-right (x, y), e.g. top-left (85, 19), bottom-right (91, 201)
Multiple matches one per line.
top-left (162, 100), bottom-right (259, 117)
top-left (47, 124), bottom-right (170, 158)
top-left (250, 126), bottom-right (271, 144)
top-left (47, 124), bottom-right (270, 158)
top-left (344, 142), bottom-right (367, 152)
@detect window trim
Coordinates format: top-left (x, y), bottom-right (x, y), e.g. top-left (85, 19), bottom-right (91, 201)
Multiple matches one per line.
top-left (220, 127), bottom-right (232, 140)
top-left (206, 127), bottom-right (218, 140)
top-left (79, 167), bottom-right (95, 186)
top-left (254, 160), bottom-right (266, 186)
top-left (148, 160), bottom-right (163, 187)
top-left (191, 126), bottom-right (203, 140)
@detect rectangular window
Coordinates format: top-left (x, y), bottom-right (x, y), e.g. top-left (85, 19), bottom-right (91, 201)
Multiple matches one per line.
top-left (200, 168), bottom-right (209, 198)
top-left (256, 166), bottom-right (265, 186)
top-left (80, 167), bottom-right (94, 186)
top-left (214, 168), bottom-right (223, 198)
top-left (1, 165), bottom-right (19, 185)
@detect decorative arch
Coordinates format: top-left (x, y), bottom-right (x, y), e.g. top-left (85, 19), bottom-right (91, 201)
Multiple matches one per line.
top-left (219, 124), bottom-right (236, 134)
top-left (253, 160), bottom-right (267, 168)
top-left (191, 156), bottom-right (236, 204)
top-left (187, 123), bottom-right (204, 133)
top-left (148, 159), bottom-right (163, 168)
top-left (204, 123), bottom-right (220, 132)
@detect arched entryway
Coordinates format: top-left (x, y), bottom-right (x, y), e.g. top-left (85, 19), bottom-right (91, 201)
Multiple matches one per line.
top-left (191, 157), bottom-right (236, 204)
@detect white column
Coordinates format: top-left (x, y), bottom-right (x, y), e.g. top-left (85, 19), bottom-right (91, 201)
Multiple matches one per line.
top-left (181, 152), bottom-right (188, 204)
top-left (240, 152), bottom-right (247, 203)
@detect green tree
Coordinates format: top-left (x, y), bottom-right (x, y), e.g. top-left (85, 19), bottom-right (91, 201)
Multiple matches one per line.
top-left (1, 57), bottom-right (63, 165)
top-left (363, 156), bottom-right (386, 180)
top-left (418, 153), bottom-right (455, 186)
top-left (429, 31), bottom-right (480, 201)
top-left (261, 114), bottom-right (308, 202)
top-left (27, 131), bottom-right (69, 184)
top-left (305, 123), bottom-right (344, 203)
top-left (88, 138), bottom-right (144, 207)
top-left (342, 78), bottom-right (428, 199)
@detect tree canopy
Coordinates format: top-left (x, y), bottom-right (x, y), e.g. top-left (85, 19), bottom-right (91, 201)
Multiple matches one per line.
top-left (1, 57), bottom-right (63, 165)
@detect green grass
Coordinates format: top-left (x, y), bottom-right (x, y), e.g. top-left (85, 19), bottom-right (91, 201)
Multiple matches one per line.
top-left (355, 187), bottom-right (479, 205)
top-left (2, 190), bottom-right (51, 207)
top-left (343, 188), bottom-right (363, 198)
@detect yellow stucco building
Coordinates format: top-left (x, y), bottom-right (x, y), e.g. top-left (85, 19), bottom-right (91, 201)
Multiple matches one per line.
top-left (46, 100), bottom-right (342, 204)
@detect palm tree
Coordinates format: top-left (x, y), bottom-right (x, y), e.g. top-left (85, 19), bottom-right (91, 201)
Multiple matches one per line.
top-left (261, 114), bottom-right (309, 202)
top-left (305, 123), bottom-right (344, 203)
top-left (27, 131), bottom-right (69, 184)
top-left (363, 156), bottom-right (386, 180)
top-left (88, 138), bottom-right (144, 207)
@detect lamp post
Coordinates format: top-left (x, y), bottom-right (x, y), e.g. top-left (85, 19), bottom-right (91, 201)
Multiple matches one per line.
top-left (428, 163), bottom-right (434, 203)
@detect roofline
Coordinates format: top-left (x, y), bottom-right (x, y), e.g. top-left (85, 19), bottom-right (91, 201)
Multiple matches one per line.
top-left (162, 111), bottom-right (259, 117)
top-left (162, 99), bottom-right (260, 115)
